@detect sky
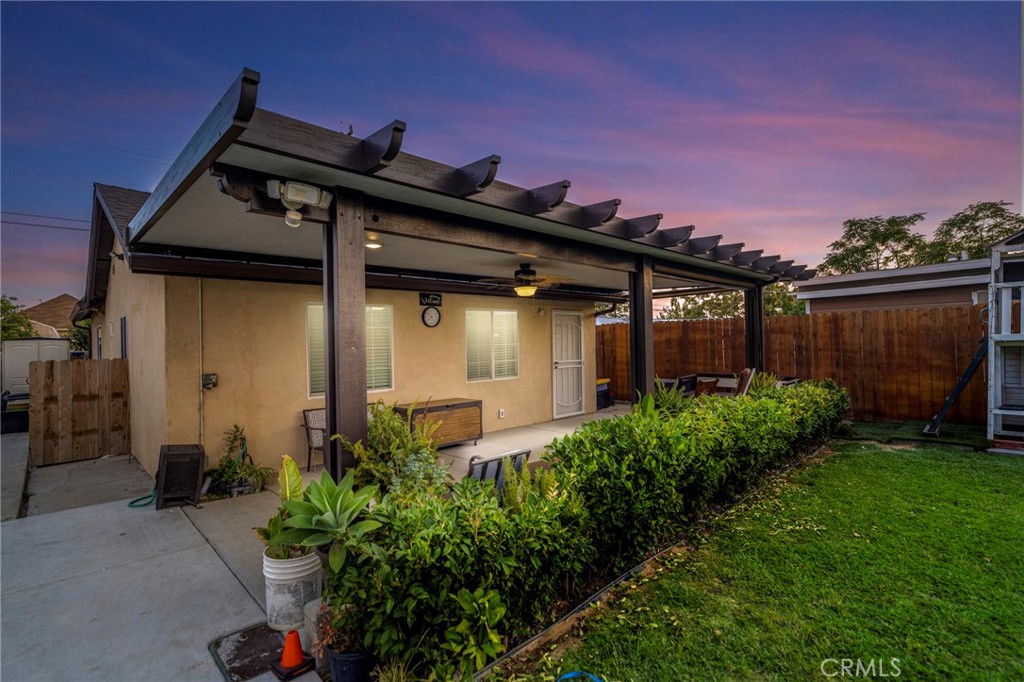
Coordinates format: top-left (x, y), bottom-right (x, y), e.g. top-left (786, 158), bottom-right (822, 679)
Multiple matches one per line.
top-left (1, 1), bottom-right (1020, 305)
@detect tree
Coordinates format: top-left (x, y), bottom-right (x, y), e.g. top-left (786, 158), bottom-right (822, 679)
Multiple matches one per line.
top-left (927, 201), bottom-right (1024, 261)
top-left (658, 291), bottom-right (742, 320)
top-left (764, 282), bottom-right (805, 316)
top-left (65, 323), bottom-right (91, 353)
top-left (1, 295), bottom-right (35, 340)
top-left (818, 213), bottom-right (927, 275)
top-left (657, 282), bottom-right (804, 320)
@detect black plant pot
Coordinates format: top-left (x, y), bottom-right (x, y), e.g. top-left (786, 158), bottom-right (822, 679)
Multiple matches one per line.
top-left (327, 649), bottom-right (372, 682)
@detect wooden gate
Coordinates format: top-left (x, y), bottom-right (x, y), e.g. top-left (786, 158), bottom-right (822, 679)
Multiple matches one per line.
top-left (28, 359), bottom-right (130, 466)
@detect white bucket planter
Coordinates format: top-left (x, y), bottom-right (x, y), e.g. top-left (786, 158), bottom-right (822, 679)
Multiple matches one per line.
top-left (263, 549), bottom-right (323, 632)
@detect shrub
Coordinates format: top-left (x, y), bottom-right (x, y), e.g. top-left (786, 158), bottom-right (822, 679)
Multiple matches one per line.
top-left (653, 377), bottom-right (695, 416)
top-left (336, 400), bottom-right (449, 499)
top-left (547, 383), bottom-right (849, 574)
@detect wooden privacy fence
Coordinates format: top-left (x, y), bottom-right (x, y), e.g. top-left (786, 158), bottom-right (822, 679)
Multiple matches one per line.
top-left (596, 304), bottom-right (988, 424)
top-left (29, 359), bottom-right (130, 466)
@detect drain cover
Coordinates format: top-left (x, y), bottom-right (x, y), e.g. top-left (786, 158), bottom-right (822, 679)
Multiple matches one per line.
top-left (209, 622), bottom-right (287, 682)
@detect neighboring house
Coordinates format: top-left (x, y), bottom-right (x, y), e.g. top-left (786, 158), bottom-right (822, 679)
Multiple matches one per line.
top-left (72, 69), bottom-right (812, 477)
top-left (23, 293), bottom-right (78, 338)
top-left (794, 257), bottom-right (990, 313)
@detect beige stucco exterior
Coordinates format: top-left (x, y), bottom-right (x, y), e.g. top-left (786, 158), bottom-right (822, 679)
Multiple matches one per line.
top-left (94, 265), bottom-right (597, 474)
top-left (92, 244), bottom-right (170, 473)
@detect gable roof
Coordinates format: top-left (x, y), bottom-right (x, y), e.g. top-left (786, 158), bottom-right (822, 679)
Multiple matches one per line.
top-left (95, 183), bottom-right (150, 246)
top-left (24, 293), bottom-right (78, 331)
top-left (72, 184), bottom-right (150, 321)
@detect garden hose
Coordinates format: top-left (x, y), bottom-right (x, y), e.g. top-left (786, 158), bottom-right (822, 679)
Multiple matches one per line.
top-left (129, 487), bottom-right (156, 507)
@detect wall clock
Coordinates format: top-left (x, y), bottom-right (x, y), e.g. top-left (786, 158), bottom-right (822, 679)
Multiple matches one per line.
top-left (421, 306), bottom-right (441, 328)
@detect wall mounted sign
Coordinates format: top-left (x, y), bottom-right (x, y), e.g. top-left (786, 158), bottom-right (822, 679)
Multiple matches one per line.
top-left (419, 293), bottom-right (442, 306)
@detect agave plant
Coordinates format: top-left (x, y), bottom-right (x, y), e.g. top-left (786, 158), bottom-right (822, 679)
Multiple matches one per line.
top-left (269, 469), bottom-right (381, 573)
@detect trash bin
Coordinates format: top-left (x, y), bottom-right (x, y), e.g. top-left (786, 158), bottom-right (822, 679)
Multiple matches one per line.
top-left (596, 378), bottom-right (612, 409)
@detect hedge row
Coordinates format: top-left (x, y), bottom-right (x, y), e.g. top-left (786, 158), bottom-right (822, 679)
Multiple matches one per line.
top-left (547, 380), bottom-right (849, 572)
top-left (342, 381), bottom-right (849, 679)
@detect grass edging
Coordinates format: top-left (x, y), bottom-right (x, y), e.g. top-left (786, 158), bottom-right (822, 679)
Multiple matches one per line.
top-left (477, 443), bottom-right (831, 680)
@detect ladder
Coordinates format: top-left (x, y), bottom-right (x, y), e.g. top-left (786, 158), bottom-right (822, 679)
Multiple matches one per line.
top-left (923, 337), bottom-right (988, 437)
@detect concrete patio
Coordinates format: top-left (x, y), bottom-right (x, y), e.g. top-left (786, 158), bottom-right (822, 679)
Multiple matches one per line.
top-left (0, 403), bottom-right (629, 681)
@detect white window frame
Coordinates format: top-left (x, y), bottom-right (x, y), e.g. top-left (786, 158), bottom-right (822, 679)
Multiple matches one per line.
top-left (466, 309), bottom-right (519, 382)
top-left (365, 305), bottom-right (394, 393)
top-left (306, 303), bottom-right (326, 398)
top-left (307, 303), bottom-right (393, 397)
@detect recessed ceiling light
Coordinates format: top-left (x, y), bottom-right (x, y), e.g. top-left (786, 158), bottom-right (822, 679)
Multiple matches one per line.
top-left (365, 243), bottom-right (383, 250)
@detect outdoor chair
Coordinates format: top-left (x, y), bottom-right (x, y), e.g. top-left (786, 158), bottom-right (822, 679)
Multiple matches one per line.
top-left (301, 408), bottom-right (326, 471)
top-left (734, 368), bottom-right (755, 397)
top-left (466, 449), bottom-right (531, 493)
top-left (694, 378), bottom-right (719, 397)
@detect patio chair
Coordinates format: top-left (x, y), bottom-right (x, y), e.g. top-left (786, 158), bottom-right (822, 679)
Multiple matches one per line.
top-left (734, 368), bottom-right (756, 397)
top-left (694, 378), bottom-right (719, 397)
top-left (301, 408), bottom-right (326, 471)
top-left (466, 449), bottom-right (531, 492)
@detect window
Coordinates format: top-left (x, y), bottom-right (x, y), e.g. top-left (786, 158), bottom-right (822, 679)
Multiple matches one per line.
top-left (307, 304), bottom-right (393, 396)
top-left (120, 317), bottom-right (128, 359)
top-left (365, 306), bottom-right (393, 391)
top-left (466, 310), bottom-right (518, 381)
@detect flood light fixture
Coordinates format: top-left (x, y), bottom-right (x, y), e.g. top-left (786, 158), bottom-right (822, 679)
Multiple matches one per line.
top-left (267, 180), bottom-right (333, 229)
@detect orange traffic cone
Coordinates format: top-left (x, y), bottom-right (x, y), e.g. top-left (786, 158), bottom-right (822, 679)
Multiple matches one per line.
top-left (270, 629), bottom-right (314, 680)
top-left (280, 630), bottom-right (304, 668)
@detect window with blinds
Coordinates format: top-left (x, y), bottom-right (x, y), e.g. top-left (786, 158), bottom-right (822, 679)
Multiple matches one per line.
top-left (365, 306), bottom-right (393, 391)
top-left (307, 303), bottom-right (393, 396)
top-left (466, 310), bottom-right (518, 381)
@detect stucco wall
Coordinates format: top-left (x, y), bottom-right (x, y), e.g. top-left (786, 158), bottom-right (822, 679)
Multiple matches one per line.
top-left (161, 280), bottom-right (596, 469)
top-left (92, 248), bottom-right (168, 474)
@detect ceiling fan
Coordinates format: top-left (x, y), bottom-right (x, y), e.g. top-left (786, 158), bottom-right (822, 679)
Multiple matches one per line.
top-left (477, 263), bottom-right (572, 297)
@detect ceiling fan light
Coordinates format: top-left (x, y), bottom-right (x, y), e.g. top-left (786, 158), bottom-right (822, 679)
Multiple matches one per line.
top-left (514, 284), bottom-right (538, 297)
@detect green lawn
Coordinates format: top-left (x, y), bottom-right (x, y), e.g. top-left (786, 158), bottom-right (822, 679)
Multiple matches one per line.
top-left (502, 442), bottom-right (1024, 682)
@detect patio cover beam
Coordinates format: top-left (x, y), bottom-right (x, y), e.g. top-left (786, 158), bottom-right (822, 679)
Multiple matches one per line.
top-left (744, 284), bottom-right (766, 371)
top-left (367, 201), bottom-right (637, 273)
top-left (323, 190), bottom-right (367, 479)
top-left (629, 255), bottom-right (656, 400)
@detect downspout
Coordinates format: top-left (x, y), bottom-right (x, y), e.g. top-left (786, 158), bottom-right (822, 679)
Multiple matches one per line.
top-left (198, 279), bottom-right (205, 446)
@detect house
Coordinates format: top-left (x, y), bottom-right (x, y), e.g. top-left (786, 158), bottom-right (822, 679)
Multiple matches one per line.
top-left (794, 257), bottom-right (990, 313)
top-left (72, 68), bottom-right (813, 477)
top-left (23, 293), bottom-right (78, 338)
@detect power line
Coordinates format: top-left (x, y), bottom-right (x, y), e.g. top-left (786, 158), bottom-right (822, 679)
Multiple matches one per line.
top-left (1, 211), bottom-right (89, 223)
top-left (1, 220), bottom-right (91, 233)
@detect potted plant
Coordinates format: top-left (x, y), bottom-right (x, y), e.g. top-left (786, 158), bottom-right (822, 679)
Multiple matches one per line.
top-left (269, 469), bottom-right (381, 577)
top-left (313, 599), bottom-right (373, 682)
top-left (254, 454), bottom-right (321, 632)
top-left (207, 425), bottom-right (274, 497)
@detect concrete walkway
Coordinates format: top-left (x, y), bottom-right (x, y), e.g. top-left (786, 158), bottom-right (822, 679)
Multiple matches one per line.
top-left (1, 432), bottom-right (28, 521)
top-left (442, 403), bottom-right (630, 478)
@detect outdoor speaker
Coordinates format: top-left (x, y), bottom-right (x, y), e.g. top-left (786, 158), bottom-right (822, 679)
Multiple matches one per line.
top-left (155, 444), bottom-right (206, 510)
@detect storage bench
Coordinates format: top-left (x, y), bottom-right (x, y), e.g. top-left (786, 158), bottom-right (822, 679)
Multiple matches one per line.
top-left (394, 398), bottom-right (483, 448)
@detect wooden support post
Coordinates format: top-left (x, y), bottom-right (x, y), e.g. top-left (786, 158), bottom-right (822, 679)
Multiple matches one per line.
top-left (744, 284), bottom-right (765, 371)
top-left (629, 255), bottom-right (655, 401)
top-left (323, 189), bottom-right (367, 480)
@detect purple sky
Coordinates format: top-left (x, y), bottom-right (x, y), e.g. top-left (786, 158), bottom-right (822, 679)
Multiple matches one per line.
top-left (2, 2), bottom-right (1020, 305)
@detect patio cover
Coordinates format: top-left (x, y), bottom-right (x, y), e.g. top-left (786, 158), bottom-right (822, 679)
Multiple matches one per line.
top-left (75, 68), bottom-right (814, 477)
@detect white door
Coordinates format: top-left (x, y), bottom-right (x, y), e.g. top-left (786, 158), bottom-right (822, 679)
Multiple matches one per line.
top-left (552, 311), bottom-right (585, 419)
